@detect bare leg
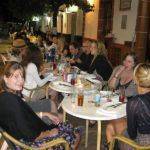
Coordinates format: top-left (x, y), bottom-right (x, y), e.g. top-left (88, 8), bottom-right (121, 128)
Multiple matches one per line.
top-left (106, 122), bottom-right (115, 143)
top-left (50, 100), bottom-right (57, 113)
top-left (106, 118), bottom-right (127, 143)
top-left (73, 132), bottom-right (81, 150)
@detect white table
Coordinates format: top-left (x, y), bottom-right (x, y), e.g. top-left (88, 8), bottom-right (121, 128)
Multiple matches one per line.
top-left (61, 93), bottom-right (126, 150)
top-left (49, 76), bottom-right (102, 94)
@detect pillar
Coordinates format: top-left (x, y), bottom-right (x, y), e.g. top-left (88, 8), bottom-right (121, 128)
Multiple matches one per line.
top-left (135, 0), bottom-right (150, 62)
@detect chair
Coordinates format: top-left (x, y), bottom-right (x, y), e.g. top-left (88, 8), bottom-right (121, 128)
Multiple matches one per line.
top-left (0, 54), bottom-right (9, 65)
top-left (109, 134), bottom-right (150, 150)
top-left (23, 83), bottom-right (49, 101)
top-left (0, 127), bottom-right (69, 150)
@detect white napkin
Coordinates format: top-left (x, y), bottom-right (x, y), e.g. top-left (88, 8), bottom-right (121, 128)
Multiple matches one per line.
top-left (96, 102), bottom-right (126, 117)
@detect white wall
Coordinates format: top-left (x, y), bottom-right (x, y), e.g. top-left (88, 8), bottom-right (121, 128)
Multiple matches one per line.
top-left (84, 0), bottom-right (100, 40)
top-left (112, 0), bottom-right (139, 44)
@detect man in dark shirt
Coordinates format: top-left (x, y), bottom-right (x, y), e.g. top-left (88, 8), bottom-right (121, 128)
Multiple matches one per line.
top-left (75, 40), bottom-right (93, 71)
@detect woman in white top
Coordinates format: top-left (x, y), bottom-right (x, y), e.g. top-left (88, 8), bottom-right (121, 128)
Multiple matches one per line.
top-left (22, 43), bottom-right (58, 112)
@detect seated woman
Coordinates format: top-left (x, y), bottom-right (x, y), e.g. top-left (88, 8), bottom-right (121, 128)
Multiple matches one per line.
top-left (105, 52), bottom-right (138, 147)
top-left (108, 52), bottom-right (138, 98)
top-left (21, 43), bottom-right (58, 112)
top-left (121, 63), bottom-right (150, 149)
top-left (0, 62), bottom-right (80, 149)
top-left (88, 41), bottom-right (112, 81)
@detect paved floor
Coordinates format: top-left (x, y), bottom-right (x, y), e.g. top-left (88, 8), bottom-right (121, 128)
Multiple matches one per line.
top-left (67, 114), bottom-right (108, 150)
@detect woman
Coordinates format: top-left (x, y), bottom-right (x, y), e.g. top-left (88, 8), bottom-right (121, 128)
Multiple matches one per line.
top-left (108, 52), bottom-right (138, 98)
top-left (88, 41), bottom-right (112, 81)
top-left (105, 52), bottom-right (138, 147)
top-left (121, 63), bottom-right (150, 149)
top-left (0, 62), bottom-right (80, 149)
top-left (21, 44), bottom-right (58, 112)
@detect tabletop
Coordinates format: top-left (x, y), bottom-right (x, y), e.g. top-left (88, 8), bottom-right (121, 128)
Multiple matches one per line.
top-left (49, 73), bottom-right (102, 94)
top-left (61, 92), bottom-right (126, 121)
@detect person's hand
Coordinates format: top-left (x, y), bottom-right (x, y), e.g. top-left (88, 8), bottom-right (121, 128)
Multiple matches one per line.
top-left (66, 57), bottom-right (70, 62)
top-left (53, 69), bottom-right (58, 76)
top-left (115, 66), bottom-right (125, 78)
top-left (49, 115), bottom-right (60, 125)
top-left (70, 59), bottom-right (75, 64)
top-left (76, 58), bottom-right (82, 63)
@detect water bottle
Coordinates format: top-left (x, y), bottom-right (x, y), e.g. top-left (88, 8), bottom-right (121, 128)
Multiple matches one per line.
top-left (94, 93), bottom-right (101, 107)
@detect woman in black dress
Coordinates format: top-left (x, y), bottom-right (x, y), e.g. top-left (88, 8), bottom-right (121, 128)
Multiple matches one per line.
top-left (0, 62), bottom-right (80, 149)
top-left (88, 41), bottom-right (112, 81)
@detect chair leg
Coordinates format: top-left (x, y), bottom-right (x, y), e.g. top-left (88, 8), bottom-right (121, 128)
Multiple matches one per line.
top-left (64, 142), bottom-right (69, 150)
top-left (109, 140), bottom-right (115, 150)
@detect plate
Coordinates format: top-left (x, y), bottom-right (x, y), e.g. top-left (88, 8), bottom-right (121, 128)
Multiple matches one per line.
top-left (80, 71), bottom-right (88, 75)
top-left (86, 77), bottom-right (101, 84)
top-left (85, 74), bottom-right (96, 79)
top-left (100, 91), bottom-right (114, 97)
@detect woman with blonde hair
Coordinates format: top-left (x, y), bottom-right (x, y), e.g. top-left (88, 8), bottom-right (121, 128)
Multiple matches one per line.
top-left (120, 63), bottom-right (150, 149)
top-left (88, 41), bottom-right (112, 81)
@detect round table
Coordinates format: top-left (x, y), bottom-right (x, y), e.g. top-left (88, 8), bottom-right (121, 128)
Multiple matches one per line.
top-left (61, 93), bottom-right (126, 150)
top-left (49, 76), bottom-right (102, 94)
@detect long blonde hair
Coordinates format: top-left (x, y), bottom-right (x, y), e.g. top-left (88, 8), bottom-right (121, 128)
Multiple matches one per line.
top-left (134, 63), bottom-right (150, 88)
top-left (90, 41), bottom-right (107, 66)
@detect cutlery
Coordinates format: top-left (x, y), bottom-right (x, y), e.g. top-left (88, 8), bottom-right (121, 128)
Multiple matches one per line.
top-left (59, 83), bottom-right (72, 87)
top-left (113, 102), bottom-right (126, 108)
top-left (106, 102), bottom-right (126, 109)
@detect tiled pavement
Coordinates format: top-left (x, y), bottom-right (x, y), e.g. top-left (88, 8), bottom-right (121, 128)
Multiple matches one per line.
top-left (67, 114), bottom-right (108, 150)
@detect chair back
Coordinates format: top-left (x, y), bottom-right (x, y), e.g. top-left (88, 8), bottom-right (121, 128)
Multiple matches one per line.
top-left (109, 134), bottom-right (150, 150)
top-left (0, 127), bottom-right (69, 150)
top-left (0, 127), bottom-right (17, 149)
top-left (0, 54), bottom-right (7, 65)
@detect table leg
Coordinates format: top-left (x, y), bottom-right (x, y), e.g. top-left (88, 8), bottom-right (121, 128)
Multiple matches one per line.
top-left (97, 120), bottom-right (101, 150)
top-left (85, 120), bottom-right (89, 148)
top-left (63, 111), bottom-right (66, 122)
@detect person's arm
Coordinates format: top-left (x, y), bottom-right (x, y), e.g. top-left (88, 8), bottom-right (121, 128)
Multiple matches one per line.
top-left (108, 66), bottom-right (125, 89)
top-left (127, 98), bottom-right (139, 139)
top-left (37, 112), bottom-right (60, 125)
top-left (29, 63), bottom-right (52, 87)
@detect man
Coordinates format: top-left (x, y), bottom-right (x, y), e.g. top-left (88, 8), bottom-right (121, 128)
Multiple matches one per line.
top-left (75, 40), bottom-right (93, 71)
top-left (9, 38), bottom-right (28, 62)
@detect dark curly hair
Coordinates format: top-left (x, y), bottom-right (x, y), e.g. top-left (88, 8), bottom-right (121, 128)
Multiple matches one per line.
top-left (21, 43), bottom-right (43, 72)
top-left (123, 51), bottom-right (138, 67)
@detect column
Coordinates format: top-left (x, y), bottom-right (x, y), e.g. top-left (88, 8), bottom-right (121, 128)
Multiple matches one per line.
top-left (135, 0), bottom-right (150, 62)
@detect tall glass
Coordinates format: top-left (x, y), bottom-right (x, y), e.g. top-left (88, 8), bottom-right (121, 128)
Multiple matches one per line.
top-left (78, 89), bottom-right (84, 106)
top-left (53, 61), bottom-right (57, 70)
top-left (119, 86), bottom-right (125, 103)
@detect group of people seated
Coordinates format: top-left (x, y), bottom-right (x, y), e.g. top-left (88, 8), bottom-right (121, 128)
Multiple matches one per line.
top-left (0, 29), bottom-right (150, 149)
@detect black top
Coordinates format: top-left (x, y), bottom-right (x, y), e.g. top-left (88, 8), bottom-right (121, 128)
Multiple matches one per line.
top-left (127, 92), bottom-right (150, 139)
top-left (88, 55), bottom-right (113, 81)
top-left (0, 91), bottom-right (57, 141)
top-left (76, 53), bottom-right (93, 71)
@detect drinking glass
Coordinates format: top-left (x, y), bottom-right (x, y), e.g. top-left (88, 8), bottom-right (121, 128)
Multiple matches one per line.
top-left (78, 89), bottom-right (84, 106)
top-left (71, 78), bottom-right (76, 86)
top-left (119, 86), bottom-right (125, 103)
top-left (53, 62), bottom-right (57, 70)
